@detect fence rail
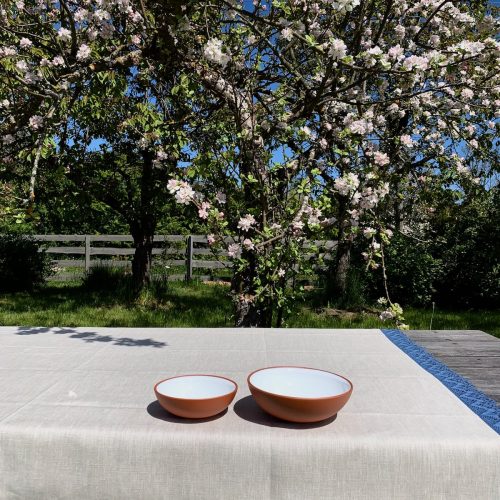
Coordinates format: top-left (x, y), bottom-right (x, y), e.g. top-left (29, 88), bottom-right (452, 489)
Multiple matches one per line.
top-left (32, 234), bottom-right (337, 282)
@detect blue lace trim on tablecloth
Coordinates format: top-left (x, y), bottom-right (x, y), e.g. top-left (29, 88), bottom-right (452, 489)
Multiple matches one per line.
top-left (381, 329), bottom-right (500, 434)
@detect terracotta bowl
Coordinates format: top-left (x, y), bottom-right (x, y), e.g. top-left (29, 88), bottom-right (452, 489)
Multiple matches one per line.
top-left (248, 366), bottom-right (353, 423)
top-left (154, 375), bottom-right (238, 419)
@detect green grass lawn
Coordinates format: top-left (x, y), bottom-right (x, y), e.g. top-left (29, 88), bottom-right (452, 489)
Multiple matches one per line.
top-left (0, 281), bottom-right (498, 338)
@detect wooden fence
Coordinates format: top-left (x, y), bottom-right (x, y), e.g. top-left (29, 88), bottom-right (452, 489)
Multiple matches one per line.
top-left (33, 235), bottom-right (337, 282)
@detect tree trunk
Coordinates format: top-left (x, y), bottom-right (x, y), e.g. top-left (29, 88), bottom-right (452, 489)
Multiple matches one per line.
top-left (234, 294), bottom-right (263, 327)
top-left (332, 240), bottom-right (352, 296)
top-left (393, 180), bottom-right (403, 232)
top-left (130, 150), bottom-right (156, 290)
top-left (131, 228), bottom-right (154, 289)
top-left (327, 197), bottom-right (352, 299)
top-left (231, 251), bottom-right (273, 327)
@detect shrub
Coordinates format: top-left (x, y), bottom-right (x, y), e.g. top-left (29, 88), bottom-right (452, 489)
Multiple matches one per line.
top-left (383, 235), bottom-right (443, 306)
top-left (82, 264), bottom-right (129, 291)
top-left (433, 189), bottom-right (500, 309)
top-left (357, 234), bottom-right (443, 307)
top-left (83, 264), bottom-right (170, 305)
top-left (0, 234), bottom-right (53, 291)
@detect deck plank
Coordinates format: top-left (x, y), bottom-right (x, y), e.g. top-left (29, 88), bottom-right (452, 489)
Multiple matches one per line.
top-left (407, 330), bottom-right (500, 404)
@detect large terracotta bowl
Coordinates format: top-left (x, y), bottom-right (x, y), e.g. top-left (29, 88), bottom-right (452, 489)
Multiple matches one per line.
top-left (154, 375), bottom-right (238, 419)
top-left (248, 366), bottom-right (353, 423)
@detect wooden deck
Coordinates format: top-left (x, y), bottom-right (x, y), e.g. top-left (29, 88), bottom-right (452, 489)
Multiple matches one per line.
top-left (407, 330), bottom-right (500, 404)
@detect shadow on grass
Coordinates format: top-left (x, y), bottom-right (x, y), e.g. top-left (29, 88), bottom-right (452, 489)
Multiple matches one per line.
top-left (15, 326), bottom-right (167, 348)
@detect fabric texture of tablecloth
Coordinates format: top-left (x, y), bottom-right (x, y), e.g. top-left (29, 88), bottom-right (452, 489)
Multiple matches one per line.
top-left (0, 326), bottom-right (498, 500)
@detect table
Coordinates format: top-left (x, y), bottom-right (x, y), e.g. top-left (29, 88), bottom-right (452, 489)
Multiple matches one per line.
top-left (0, 327), bottom-right (498, 499)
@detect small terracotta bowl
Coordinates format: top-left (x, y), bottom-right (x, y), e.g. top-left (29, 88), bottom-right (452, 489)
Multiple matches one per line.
top-left (154, 375), bottom-right (237, 419)
top-left (248, 366), bottom-right (353, 423)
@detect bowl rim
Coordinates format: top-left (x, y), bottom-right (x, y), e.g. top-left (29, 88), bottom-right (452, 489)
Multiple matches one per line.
top-left (154, 374), bottom-right (238, 402)
top-left (247, 365), bottom-right (353, 401)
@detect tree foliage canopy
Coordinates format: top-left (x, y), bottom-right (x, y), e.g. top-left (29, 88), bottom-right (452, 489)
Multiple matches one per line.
top-left (1, 0), bottom-right (499, 325)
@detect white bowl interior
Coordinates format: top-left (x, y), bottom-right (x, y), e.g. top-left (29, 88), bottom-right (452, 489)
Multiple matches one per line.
top-left (249, 367), bottom-right (351, 398)
top-left (157, 376), bottom-right (236, 400)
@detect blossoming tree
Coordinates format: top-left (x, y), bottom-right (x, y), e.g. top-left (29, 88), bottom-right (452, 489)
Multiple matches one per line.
top-left (152, 0), bottom-right (499, 325)
top-left (0, 0), bottom-right (193, 287)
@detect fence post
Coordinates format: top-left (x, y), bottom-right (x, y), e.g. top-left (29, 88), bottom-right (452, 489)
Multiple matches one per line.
top-left (186, 235), bottom-right (193, 281)
top-left (85, 235), bottom-right (91, 272)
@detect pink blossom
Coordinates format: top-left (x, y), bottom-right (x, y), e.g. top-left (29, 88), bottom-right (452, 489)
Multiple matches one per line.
top-left (305, 206), bottom-right (322, 225)
top-left (461, 88), bottom-right (474, 100)
top-left (94, 9), bottom-right (111, 22)
top-left (0, 47), bottom-right (17, 57)
top-left (228, 243), bottom-right (241, 258)
top-left (214, 210), bottom-right (224, 220)
top-left (328, 38), bottom-right (347, 60)
top-left (19, 37), bottom-right (32, 49)
top-left (76, 44), bottom-right (91, 61)
top-left (29, 115), bottom-right (43, 130)
top-left (379, 310), bottom-right (394, 321)
top-left (292, 220), bottom-right (304, 233)
top-left (57, 28), bottom-right (72, 42)
top-left (394, 25), bottom-right (405, 40)
top-left (456, 40), bottom-right (485, 56)
top-left (167, 179), bottom-right (195, 205)
top-left (429, 35), bottom-right (440, 47)
top-left (51, 56), bottom-right (64, 66)
top-left (388, 45), bottom-right (404, 60)
top-left (237, 214), bottom-right (256, 232)
top-left (207, 234), bottom-right (216, 246)
top-left (24, 71), bottom-right (39, 84)
top-left (373, 151), bottom-right (389, 166)
top-left (465, 124), bottom-right (475, 136)
top-left (242, 238), bottom-right (254, 250)
top-left (2, 134), bottom-right (15, 145)
top-left (348, 118), bottom-right (373, 135)
top-left (203, 39), bottom-right (230, 67)
top-left (198, 202), bottom-right (211, 219)
top-left (156, 150), bottom-right (168, 161)
top-left (215, 192), bottom-right (226, 204)
top-left (129, 11), bottom-right (143, 23)
top-left (167, 179), bottom-right (182, 193)
top-left (281, 28), bottom-right (293, 41)
top-left (400, 135), bottom-right (414, 147)
top-left (363, 227), bottom-right (376, 239)
top-left (16, 60), bottom-right (28, 72)
top-left (74, 8), bottom-right (89, 22)
top-left (175, 186), bottom-right (195, 204)
top-left (403, 55), bottom-right (429, 71)
top-left (300, 125), bottom-right (313, 137)
top-left (377, 182), bottom-right (390, 198)
top-left (100, 24), bottom-right (115, 40)
top-left (334, 173), bottom-right (359, 195)
top-left (330, 0), bottom-right (360, 13)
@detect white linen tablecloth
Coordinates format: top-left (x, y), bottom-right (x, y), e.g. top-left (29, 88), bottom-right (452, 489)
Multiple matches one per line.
top-left (0, 327), bottom-right (498, 500)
